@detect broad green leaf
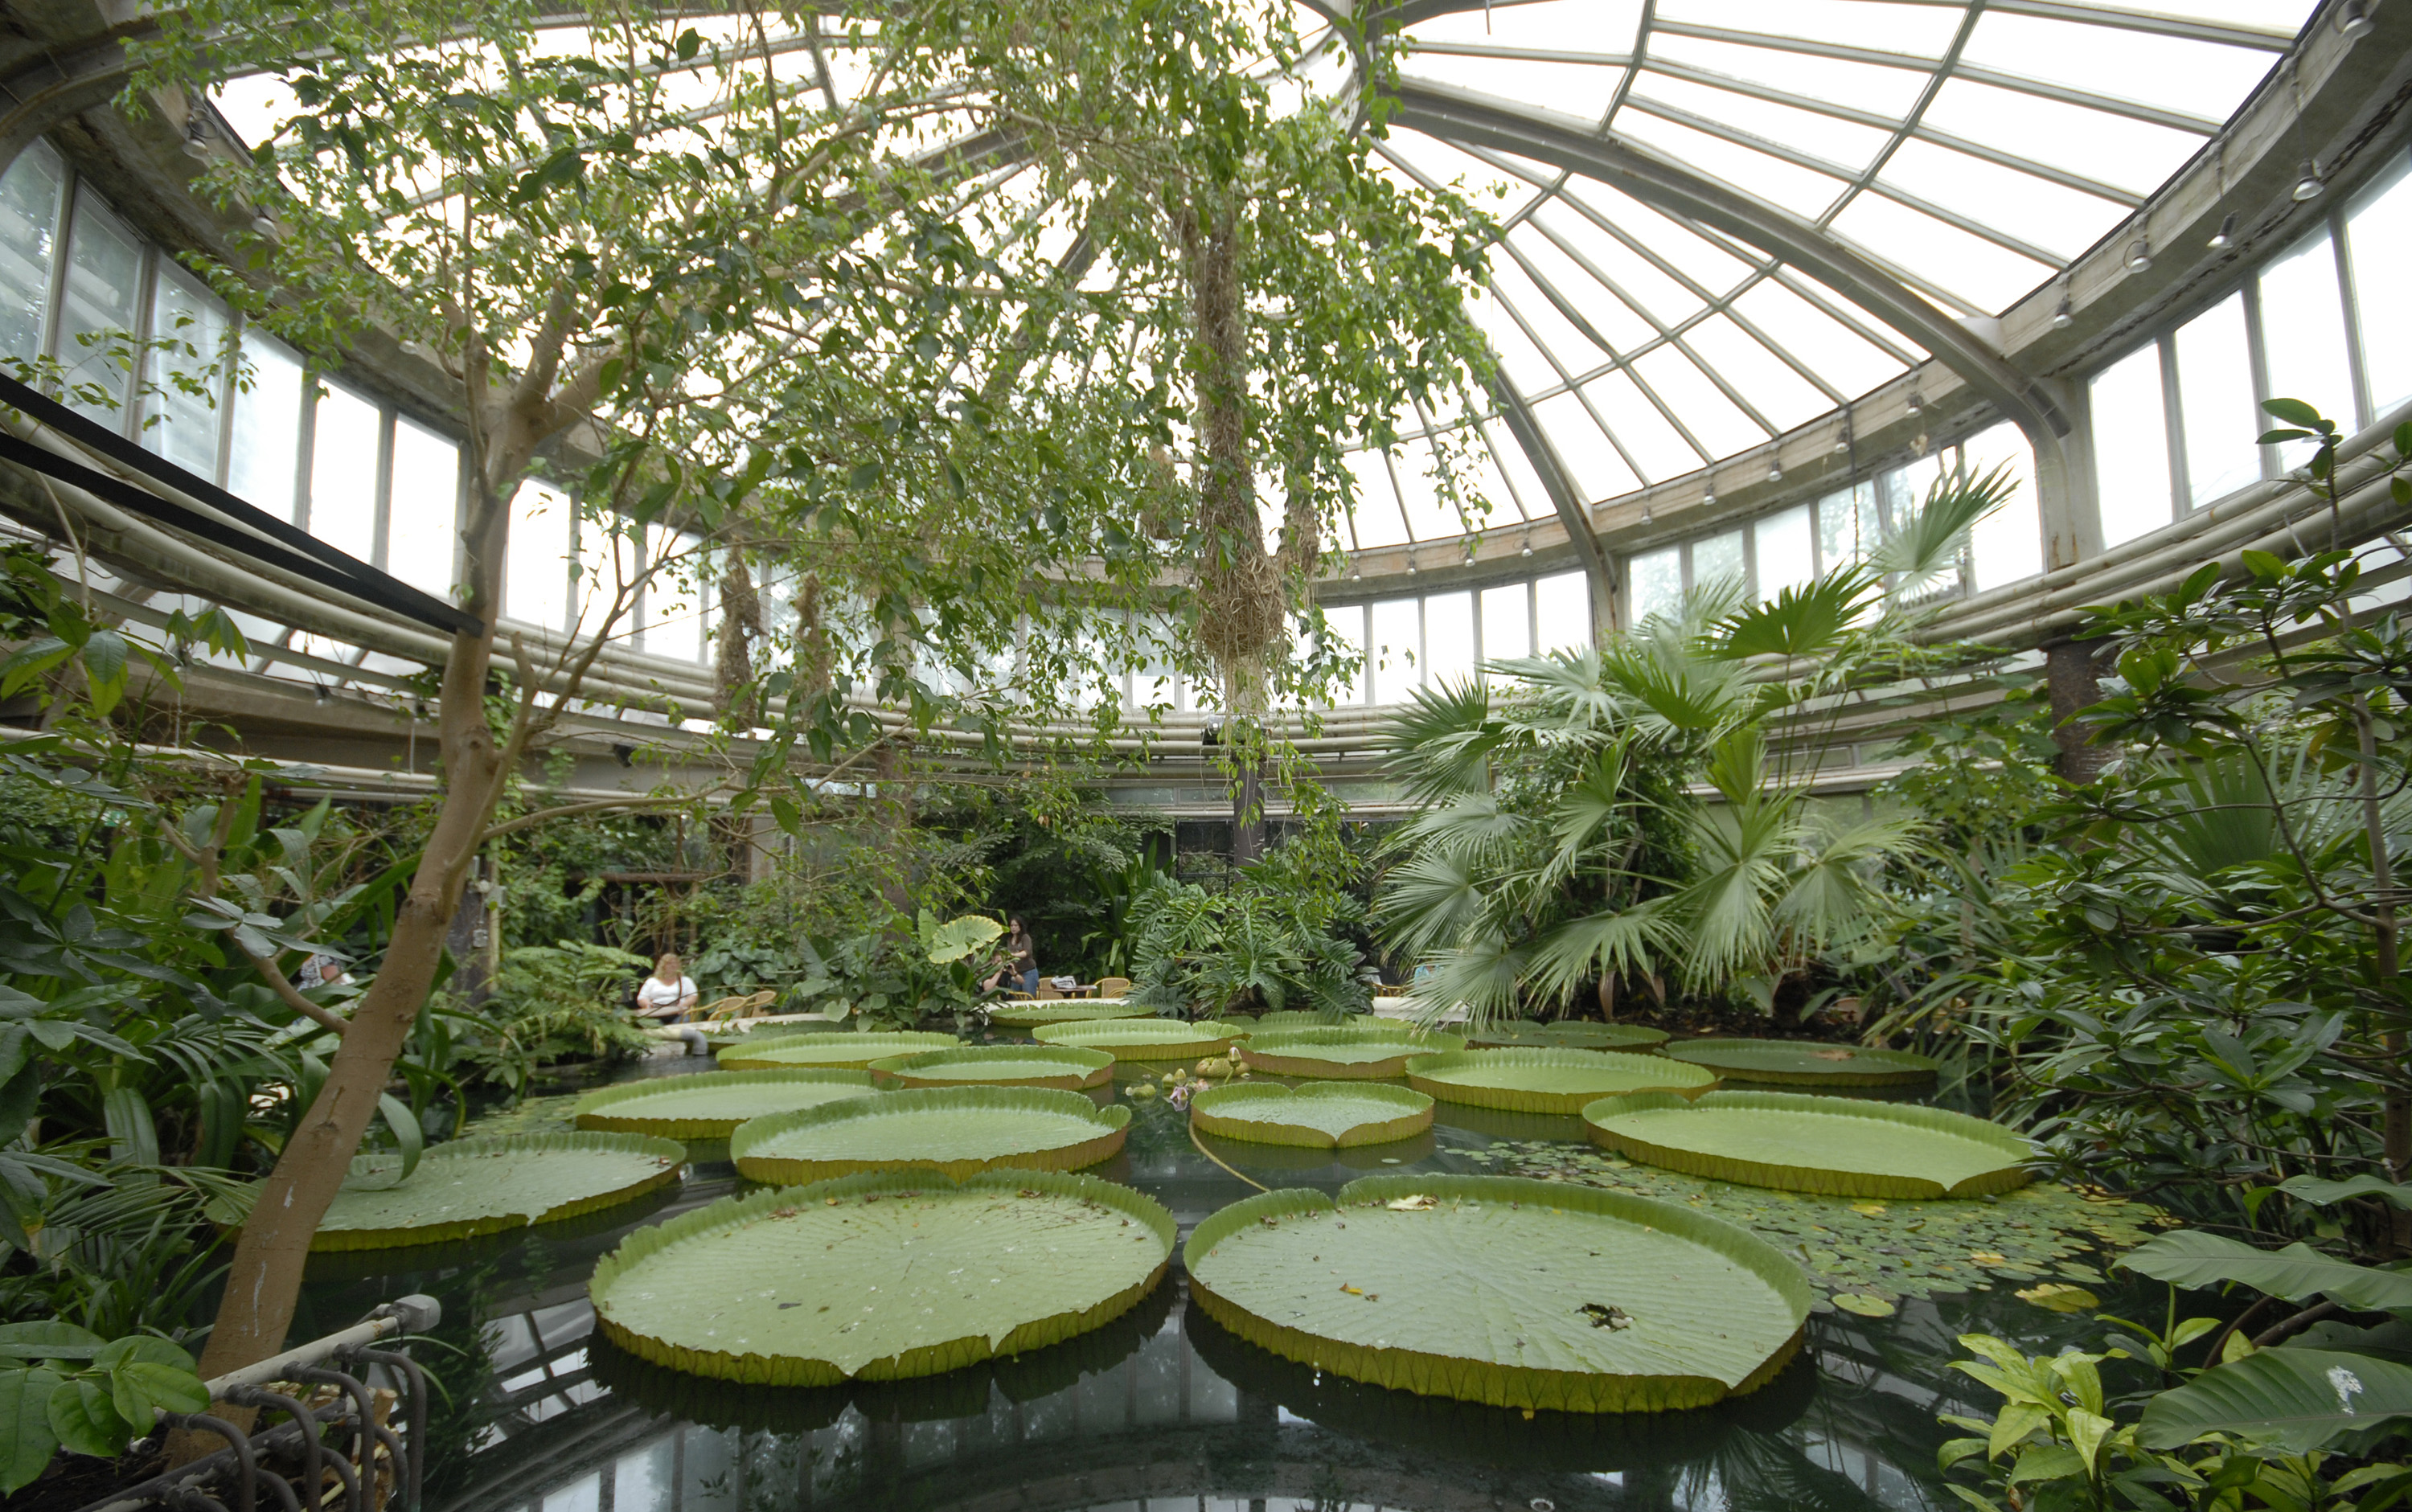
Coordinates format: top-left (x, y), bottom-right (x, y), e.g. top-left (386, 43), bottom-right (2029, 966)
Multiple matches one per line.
top-left (0, 1367), bottom-right (60, 1494)
top-left (113, 1362), bottom-right (207, 1417)
top-left (922, 913), bottom-right (1003, 964)
top-left (589, 1170), bottom-right (1173, 1383)
top-left (729, 1086), bottom-right (1130, 1185)
top-left (2139, 1347), bottom-right (2412, 1452)
top-left (1466, 1020), bottom-right (1667, 1051)
top-left (46, 1379), bottom-right (127, 1459)
top-left (0, 1322), bottom-right (105, 1362)
top-left (1183, 1174), bottom-right (1811, 1412)
top-left (1237, 1025), bottom-right (1464, 1079)
top-left (2120, 1231), bottom-right (2412, 1311)
top-left (1405, 1047), bottom-right (1715, 1115)
top-left (1191, 1080), bottom-right (1435, 1149)
top-left (574, 1069), bottom-right (882, 1139)
top-left (273, 1132), bottom-right (686, 1252)
top-left (2262, 396), bottom-right (2330, 429)
top-left (867, 1047), bottom-right (1114, 1091)
top-left (2276, 1174), bottom-right (2412, 1211)
top-left (1030, 1019), bottom-right (1250, 1063)
top-left (1663, 1039), bottom-right (1940, 1088)
top-left (986, 1000), bottom-right (1155, 1028)
top-left (717, 1031), bottom-right (958, 1072)
top-left (1581, 1091), bottom-right (2035, 1199)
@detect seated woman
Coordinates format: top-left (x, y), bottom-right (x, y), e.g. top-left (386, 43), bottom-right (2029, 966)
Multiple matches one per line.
top-left (982, 916), bottom-right (1040, 997)
top-left (634, 953), bottom-right (699, 1024)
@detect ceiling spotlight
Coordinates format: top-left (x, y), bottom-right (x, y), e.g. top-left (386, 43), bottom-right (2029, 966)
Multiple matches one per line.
top-left (2052, 293), bottom-right (2074, 330)
top-left (1905, 391), bottom-right (1923, 416)
top-left (183, 121), bottom-right (211, 161)
top-left (1832, 431), bottom-right (1852, 455)
top-left (1766, 461), bottom-right (1783, 484)
top-left (1702, 490), bottom-right (1717, 507)
top-left (1640, 504), bottom-right (1654, 525)
top-left (2208, 212), bottom-right (2238, 250)
top-left (2294, 159), bottom-right (2325, 202)
top-left (2340, 0), bottom-right (2374, 39)
top-left (2125, 237), bottom-right (2153, 272)
top-left (1519, 535), bottom-right (1533, 557)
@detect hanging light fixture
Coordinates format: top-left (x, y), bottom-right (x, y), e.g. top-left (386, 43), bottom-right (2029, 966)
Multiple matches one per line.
top-left (1766, 459), bottom-right (1783, 484)
top-left (183, 118), bottom-right (212, 161)
top-left (2124, 237), bottom-right (2153, 272)
top-left (1640, 503), bottom-right (1653, 525)
top-left (1905, 391), bottom-right (1924, 416)
top-left (2207, 212), bottom-right (2238, 250)
top-left (1701, 490), bottom-right (1717, 507)
top-left (2339, 0), bottom-right (2374, 39)
top-left (2052, 289), bottom-right (2075, 330)
top-left (2293, 159), bottom-right (2325, 202)
top-left (1519, 531), bottom-right (1532, 557)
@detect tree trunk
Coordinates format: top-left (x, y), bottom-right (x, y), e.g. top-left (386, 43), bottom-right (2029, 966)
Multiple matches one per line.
top-left (716, 554), bottom-right (762, 725)
top-left (2044, 638), bottom-right (2110, 784)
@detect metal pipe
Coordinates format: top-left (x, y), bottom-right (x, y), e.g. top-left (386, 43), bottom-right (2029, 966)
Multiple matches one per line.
top-left (221, 1388), bottom-right (323, 1512)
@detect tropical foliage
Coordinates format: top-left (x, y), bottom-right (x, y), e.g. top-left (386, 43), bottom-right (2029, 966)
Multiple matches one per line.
top-left (1124, 836), bottom-right (1372, 1019)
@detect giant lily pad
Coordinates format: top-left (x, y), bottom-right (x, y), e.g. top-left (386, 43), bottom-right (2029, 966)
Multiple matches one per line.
top-left (300, 1133), bottom-right (685, 1251)
top-left (1663, 1038), bottom-right (1937, 1088)
top-left (1031, 1018), bottom-right (1249, 1062)
top-left (868, 1045), bottom-right (1114, 1091)
top-left (986, 1000), bottom-right (1156, 1029)
top-left (1183, 1174), bottom-right (1810, 1413)
top-left (590, 1169), bottom-right (1174, 1385)
top-left (572, 1071), bottom-right (882, 1139)
top-left (1405, 1048), bottom-right (1717, 1114)
top-left (1189, 1081), bottom-right (1435, 1149)
top-left (718, 1031), bottom-right (959, 1072)
top-left (1469, 1021), bottom-right (1669, 1052)
top-left (1581, 1092), bottom-right (2034, 1199)
top-left (729, 1086), bottom-right (1130, 1184)
top-left (1237, 1026), bottom-right (1466, 1080)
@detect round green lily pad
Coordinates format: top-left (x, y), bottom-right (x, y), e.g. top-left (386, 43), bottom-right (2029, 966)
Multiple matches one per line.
top-left (1405, 1048), bottom-right (1717, 1114)
top-left (572, 1071), bottom-right (881, 1139)
top-left (1252, 1010), bottom-right (1364, 1027)
top-left (1581, 1091), bottom-right (2035, 1199)
top-left (868, 1045), bottom-right (1114, 1091)
top-left (1190, 1081), bottom-right (1434, 1148)
top-left (1468, 1020), bottom-right (1669, 1052)
top-left (1237, 1026), bottom-right (1466, 1079)
top-left (590, 1169), bottom-right (1175, 1385)
top-left (1030, 1018), bottom-right (1249, 1062)
top-left (718, 1031), bottom-right (959, 1072)
top-left (1183, 1174), bottom-right (1811, 1412)
top-left (985, 1000), bottom-right (1156, 1029)
top-left (302, 1133), bottom-right (685, 1251)
top-left (729, 1086), bottom-right (1130, 1184)
top-left (1663, 1038), bottom-right (1938, 1088)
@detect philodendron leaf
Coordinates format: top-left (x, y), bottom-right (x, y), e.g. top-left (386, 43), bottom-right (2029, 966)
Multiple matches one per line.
top-left (923, 914), bottom-right (1003, 964)
top-left (278, 1133), bottom-right (687, 1252)
top-left (1190, 1081), bottom-right (1435, 1149)
top-left (2119, 1231), bottom-right (2412, 1312)
top-left (1581, 1091), bottom-right (2035, 1200)
top-left (0, 1368), bottom-right (61, 1494)
top-left (589, 1169), bottom-right (1174, 1385)
top-left (2139, 1348), bottom-right (2412, 1453)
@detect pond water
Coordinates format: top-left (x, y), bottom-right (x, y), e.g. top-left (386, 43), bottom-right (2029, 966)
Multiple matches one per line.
top-left (287, 1046), bottom-right (2171, 1512)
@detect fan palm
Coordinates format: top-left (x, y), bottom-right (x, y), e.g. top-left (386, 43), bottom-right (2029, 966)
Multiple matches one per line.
top-left (1377, 465), bottom-right (2012, 1028)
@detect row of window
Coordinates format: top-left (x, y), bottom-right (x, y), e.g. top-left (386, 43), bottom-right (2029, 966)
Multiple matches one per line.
top-left (2090, 148), bottom-right (2412, 547)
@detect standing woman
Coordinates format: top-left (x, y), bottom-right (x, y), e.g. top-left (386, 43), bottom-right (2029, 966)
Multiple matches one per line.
top-left (1002, 918), bottom-right (1039, 997)
top-left (635, 953), bottom-right (699, 1023)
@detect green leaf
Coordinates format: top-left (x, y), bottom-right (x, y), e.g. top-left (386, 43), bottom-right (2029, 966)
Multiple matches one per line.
top-left (2139, 1347), bottom-right (2412, 1453)
top-left (278, 1132), bottom-right (685, 1252)
top-left (575, 1069), bottom-right (883, 1139)
top-left (868, 1047), bottom-right (1114, 1092)
top-left (1406, 1047), bottom-right (1715, 1115)
top-left (1191, 1080), bottom-right (1434, 1148)
top-left (102, 1086), bottom-right (158, 1169)
top-left (1581, 1090), bottom-right (2035, 1199)
top-left (0, 1368), bottom-right (61, 1494)
top-left (1237, 1025), bottom-right (1464, 1080)
top-left (0, 1322), bottom-right (105, 1363)
top-left (1029, 1020), bottom-right (1250, 1063)
top-left (718, 1031), bottom-right (960, 1072)
top-left (921, 913), bottom-right (1003, 964)
top-left (46, 1378), bottom-right (128, 1459)
top-left (1663, 1038), bottom-right (1941, 1087)
top-left (2262, 397), bottom-right (2330, 429)
top-left (113, 1362), bottom-right (207, 1418)
top-left (2275, 1174), bottom-right (2412, 1211)
top-left (728, 1085), bottom-right (1130, 1185)
top-left (2120, 1231), bottom-right (2412, 1311)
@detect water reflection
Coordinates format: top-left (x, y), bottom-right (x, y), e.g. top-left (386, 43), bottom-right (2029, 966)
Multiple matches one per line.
top-left (292, 1061), bottom-right (2120, 1512)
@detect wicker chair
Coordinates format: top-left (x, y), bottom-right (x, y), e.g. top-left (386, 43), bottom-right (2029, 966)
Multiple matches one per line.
top-left (1036, 979), bottom-right (1064, 1000)
top-left (1094, 976), bottom-right (1132, 998)
top-left (698, 995), bottom-right (752, 1023)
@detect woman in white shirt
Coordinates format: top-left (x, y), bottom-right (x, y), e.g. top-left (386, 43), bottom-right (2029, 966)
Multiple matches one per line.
top-left (634, 953), bottom-right (699, 1023)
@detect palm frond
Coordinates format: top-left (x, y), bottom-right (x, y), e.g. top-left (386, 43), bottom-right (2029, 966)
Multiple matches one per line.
top-left (1373, 850), bottom-right (1491, 960)
top-left (1401, 932), bottom-right (1528, 1031)
top-left (1711, 565), bottom-right (1878, 661)
top-left (1523, 899), bottom-right (1678, 1006)
top-left (1770, 814), bottom-right (1924, 950)
top-left (1544, 740), bottom-right (1634, 876)
top-left (1871, 461), bottom-right (2016, 598)
top-left (1380, 675), bottom-right (1503, 804)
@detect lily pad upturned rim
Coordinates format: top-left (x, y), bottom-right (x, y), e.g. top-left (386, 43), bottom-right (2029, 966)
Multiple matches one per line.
top-left (728, 1085), bottom-right (1132, 1183)
top-left (1237, 1026), bottom-right (1468, 1080)
top-left (1029, 1018), bottom-right (1251, 1061)
top-left (1404, 1047), bottom-right (1718, 1114)
top-left (717, 1031), bottom-right (962, 1072)
top-left (572, 1070), bottom-right (882, 1138)
top-left (589, 1168), bottom-right (1175, 1386)
top-left (985, 1000), bottom-right (1158, 1028)
top-left (1183, 1173), bottom-right (1811, 1413)
top-left (867, 1044), bottom-right (1114, 1091)
top-left (1581, 1090), bottom-right (2037, 1199)
top-left (1467, 1021), bottom-right (1671, 1051)
top-left (1663, 1037), bottom-right (1939, 1087)
top-left (1189, 1080), bottom-right (1436, 1149)
top-left (305, 1131), bottom-right (686, 1251)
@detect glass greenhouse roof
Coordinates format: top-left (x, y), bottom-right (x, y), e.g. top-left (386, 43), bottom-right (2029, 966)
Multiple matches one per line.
top-left (214, 1), bottom-right (2318, 556)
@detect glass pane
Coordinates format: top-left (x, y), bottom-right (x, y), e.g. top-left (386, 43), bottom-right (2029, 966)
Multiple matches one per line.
top-left (227, 328), bottom-right (304, 521)
top-left (505, 481), bottom-right (572, 631)
top-left (1368, 596), bottom-right (1420, 703)
top-left (2090, 342), bottom-right (2173, 549)
top-left (2173, 293), bottom-right (2261, 507)
top-left (307, 382), bottom-right (382, 560)
top-left (1964, 421), bottom-right (2044, 592)
top-left (1424, 591), bottom-right (1475, 686)
top-left (386, 416), bottom-right (458, 596)
top-left (640, 527), bottom-right (710, 665)
top-left (2347, 155), bottom-right (2412, 416)
top-left (1324, 603), bottom-right (1368, 705)
top-left (1692, 527), bottom-right (1745, 598)
top-left (1479, 582), bottom-right (1531, 666)
top-left (141, 268), bottom-right (230, 478)
top-left (2258, 230), bottom-right (2355, 453)
top-left (1817, 481), bottom-right (1879, 568)
top-left (1753, 505), bottom-right (1815, 600)
top-left (1627, 546), bottom-right (1682, 626)
top-left (56, 194), bottom-right (143, 427)
top-left (1535, 569), bottom-right (1591, 652)
top-left (1131, 616), bottom-right (1176, 710)
top-left (0, 145), bottom-right (62, 366)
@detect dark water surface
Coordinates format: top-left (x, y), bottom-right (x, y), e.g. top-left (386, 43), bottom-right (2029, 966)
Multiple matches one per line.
top-left (289, 1051), bottom-right (2151, 1512)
